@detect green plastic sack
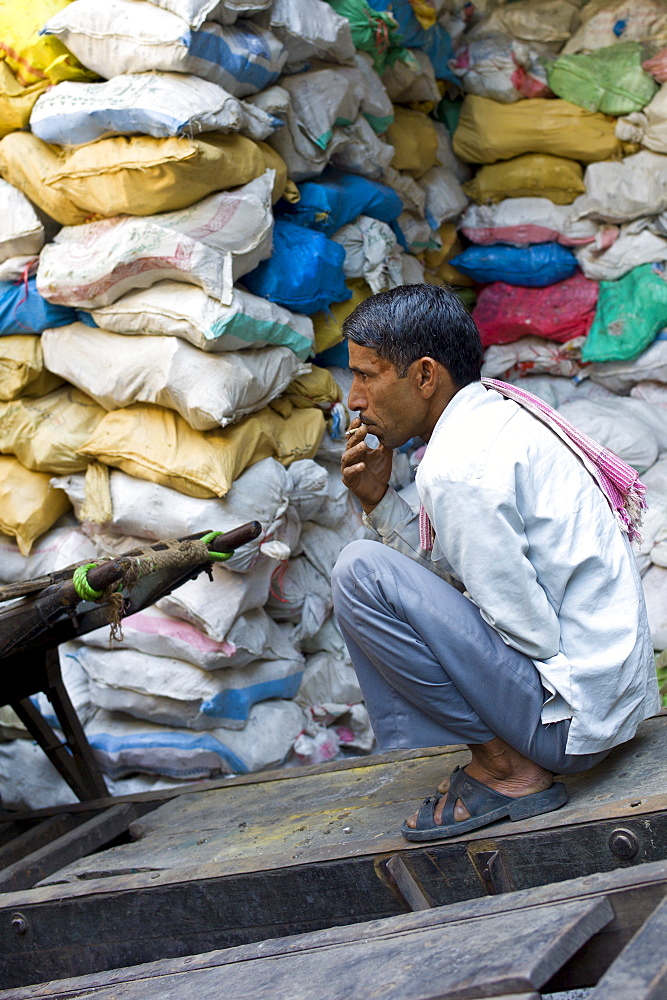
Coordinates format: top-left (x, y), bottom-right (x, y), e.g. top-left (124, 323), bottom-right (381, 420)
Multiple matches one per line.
top-left (547, 42), bottom-right (658, 117)
top-left (325, 0), bottom-right (407, 74)
top-left (582, 264), bottom-right (667, 363)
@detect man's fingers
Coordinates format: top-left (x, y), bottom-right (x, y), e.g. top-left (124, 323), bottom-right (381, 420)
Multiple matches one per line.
top-left (342, 439), bottom-right (370, 467)
top-left (341, 461), bottom-right (366, 485)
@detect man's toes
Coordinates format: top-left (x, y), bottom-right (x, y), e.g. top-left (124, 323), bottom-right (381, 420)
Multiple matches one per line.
top-left (436, 777), bottom-right (451, 795)
top-left (433, 796), bottom-right (471, 825)
top-left (405, 810), bottom-right (419, 829)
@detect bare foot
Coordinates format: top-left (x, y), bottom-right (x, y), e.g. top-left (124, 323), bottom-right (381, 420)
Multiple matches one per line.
top-left (405, 737), bottom-right (553, 830)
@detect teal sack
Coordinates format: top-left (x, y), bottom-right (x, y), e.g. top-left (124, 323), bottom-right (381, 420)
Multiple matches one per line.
top-left (547, 42), bottom-right (658, 117)
top-left (582, 264), bottom-right (667, 363)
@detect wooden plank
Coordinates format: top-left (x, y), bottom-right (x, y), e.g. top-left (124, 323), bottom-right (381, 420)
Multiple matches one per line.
top-left (31, 715), bottom-right (667, 887)
top-left (385, 855), bottom-right (433, 911)
top-left (0, 805), bottom-right (147, 892)
top-left (1, 857), bottom-right (664, 996)
top-left (0, 897), bottom-right (613, 1000)
top-left (0, 745), bottom-right (463, 824)
top-left (588, 896), bottom-right (667, 1000)
top-left (0, 816), bottom-right (79, 872)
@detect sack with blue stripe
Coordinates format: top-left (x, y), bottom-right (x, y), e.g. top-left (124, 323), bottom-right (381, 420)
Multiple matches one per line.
top-left (244, 219), bottom-right (352, 315)
top-left (69, 642), bottom-right (304, 731)
top-left (42, 0), bottom-right (287, 98)
top-left (85, 700), bottom-right (307, 777)
top-left (30, 72), bottom-right (281, 145)
top-left (450, 243), bottom-right (578, 287)
top-left (278, 167), bottom-right (403, 236)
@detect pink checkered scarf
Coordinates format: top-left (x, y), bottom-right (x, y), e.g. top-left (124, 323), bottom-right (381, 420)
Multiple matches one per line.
top-left (419, 378), bottom-right (647, 551)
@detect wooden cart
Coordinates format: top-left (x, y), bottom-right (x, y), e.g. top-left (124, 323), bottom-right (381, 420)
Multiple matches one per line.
top-left (0, 713), bottom-right (665, 997)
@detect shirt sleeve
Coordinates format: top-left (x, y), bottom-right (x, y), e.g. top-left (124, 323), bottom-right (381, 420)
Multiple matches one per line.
top-left (424, 479), bottom-right (561, 661)
top-left (362, 486), bottom-right (459, 584)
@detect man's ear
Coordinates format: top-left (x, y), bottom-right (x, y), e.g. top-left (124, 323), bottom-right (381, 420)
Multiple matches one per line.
top-left (418, 357), bottom-right (438, 396)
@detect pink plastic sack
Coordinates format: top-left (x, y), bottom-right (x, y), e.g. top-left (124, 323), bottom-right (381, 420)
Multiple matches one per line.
top-left (473, 272), bottom-right (599, 346)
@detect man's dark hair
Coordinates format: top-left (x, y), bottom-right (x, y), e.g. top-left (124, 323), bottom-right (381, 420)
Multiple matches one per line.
top-left (342, 284), bottom-right (483, 388)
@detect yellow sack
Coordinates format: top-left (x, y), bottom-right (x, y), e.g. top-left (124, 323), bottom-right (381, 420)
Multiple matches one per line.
top-left (0, 63), bottom-right (49, 139)
top-left (257, 142), bottom-right (299, 205)
top-left (408, 0), bottom-right (438, 30)
top-left (475, 0), bottom-right (581, 45)
top-left (0, 0), bottom-right (97, 86)
top-left (463, 153), bottom-right (586, 205)
top-left (282, 366), bottom-right (341, 411)
top-left (78, 404), bottom-right (326, 500)
top-left (453, 96), bottom-right (627, 165)
top-left (421, 223), bottom-right (475, 287)
top-left (0, 131), bottom-right (267, 226)
top-left (386, 107), bottom-right (439, 179)
top-left (0, 335), bottom-right (63, 401)
top-left (0, 386), bottom-right (104, 473)
top-left (0, 455), bottom-right (70, 555)
top-left (313, 278), bottom-right (372, 354)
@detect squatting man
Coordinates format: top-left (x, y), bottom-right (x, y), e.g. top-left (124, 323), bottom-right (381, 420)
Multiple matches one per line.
top-left (332, 283), bottom-right (660, 841)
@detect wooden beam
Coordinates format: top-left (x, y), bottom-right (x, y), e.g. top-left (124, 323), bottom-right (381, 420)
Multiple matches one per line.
top-left (0, 804), bottom-right (149, 893)
top-left (0, 816), bottom-right (80, 872)
top-left (1, 856), bottom-right (665, 994)
top-left (0, 897), bottom-right (614, 1000)
top-left (588, 896), bottom-right (667, 1000)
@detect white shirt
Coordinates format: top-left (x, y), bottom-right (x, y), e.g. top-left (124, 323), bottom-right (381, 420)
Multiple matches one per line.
top-left (364, 381), bottom-right (660, 755)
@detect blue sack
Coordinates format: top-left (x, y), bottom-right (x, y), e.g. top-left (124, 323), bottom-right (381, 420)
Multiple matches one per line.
top-left (279, 168), bottom-right (403, 236)
top-left (243, 219), bottom-right (352, 315)
top-left (0, 278), bottom-right (78, 335)
top-left (367, 0), bottom-right (458, 84)
top-left (450, 244), bottom-right (578, 287)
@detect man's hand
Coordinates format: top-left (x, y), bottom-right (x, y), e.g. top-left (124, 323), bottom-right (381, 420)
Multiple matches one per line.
top-left (341, 418), bottom-right (393, 515)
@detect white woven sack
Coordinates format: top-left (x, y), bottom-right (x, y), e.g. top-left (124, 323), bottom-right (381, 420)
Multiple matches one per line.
top-left (265, 554), bottom-right (332, 639)
top-left (481, 337), bottom-right (587, 380)
top-left (557, 398), bottom-right (661, 473)
top-left (269, 0), bottom-right (355, 69)
top-left (30, 73), bottom-right (280, 146)
top-left (461, 198), bottom-right (600, 247)
top-left (52, 457), bottom-right (291, 572)
top-left (573, 151), bottom-right (667, 224)
top-left (617, 83), bottom-right (667, 154)
top-left (0, 524), bottom-right (98, 585)
top-left (84, 605), bottom-right (299, 670)
top-left (332, 216), bottom-right (403, 294)
top-left (86, 700), bottom-right (305, 778)
top-left (296, 651), bottom-right (362, 709)
top-left (71, 641), bottom-right (304, 730)
top-left (158, 557), bottom-right (275, 641)
top-left (0, 257), bottom-right (38, 282)
top-left (90, 281), bottom-right (314, 359)
top-left (139, 0), bottom-right (272, 29)
top-left (37, 171), bottom-right (275, 309)
top-left (353, 52), bottom-right (394, 131)
top-left (42, 324), bottom-right (308, 430)
top-left (630, 487), bottom-right (667, 574)
top-left (330, 116), bottom-right (395, 181)
top-left (589, 339), bottom-right (667, 393)
top-left (562, 0), bottom-right (667, 55)
top-left (43, 0), bottom-right (287, 97)
top-left (576, 226), bottom-right (667, 281)
top-left (631, 380), bottom-right (667, 408)
top-left (0, 178), bottom-right (44, 264)
top-left (641, 564), bottom-right (667, 649)
top-left (419, 165), bottom-right (468, 227)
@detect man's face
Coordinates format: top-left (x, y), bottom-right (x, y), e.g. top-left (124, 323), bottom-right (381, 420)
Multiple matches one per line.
top-left (347, 342), bottom-right (427, 450)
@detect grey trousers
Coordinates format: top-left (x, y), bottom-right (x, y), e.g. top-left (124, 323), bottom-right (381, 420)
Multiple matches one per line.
top-left (331, 539), bottom-right (609, 775)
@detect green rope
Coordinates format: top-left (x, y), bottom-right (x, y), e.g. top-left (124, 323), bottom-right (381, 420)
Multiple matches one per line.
top-left (72, 562), bottom-right (103, 602)
top-left (200, 531), bottom-right (233, 562)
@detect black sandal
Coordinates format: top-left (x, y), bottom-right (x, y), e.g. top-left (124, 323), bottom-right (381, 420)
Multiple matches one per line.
top-left (401, 765), bottom-right (568, 842)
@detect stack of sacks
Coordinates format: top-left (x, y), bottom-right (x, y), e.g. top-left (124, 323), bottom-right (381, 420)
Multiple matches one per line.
top-left (440, 2), bottom-right (667, 710)
top-left (4, 0), bottom-right (474, 807)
